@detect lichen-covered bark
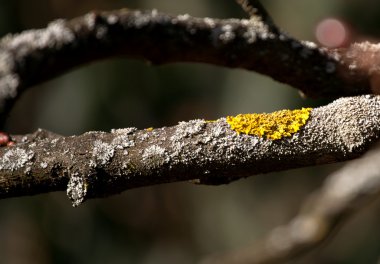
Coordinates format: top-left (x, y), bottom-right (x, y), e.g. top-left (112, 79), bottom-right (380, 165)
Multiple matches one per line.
top-left (203, 136), bottom-right (380, 264)
top-left (0, 95), bottom-right (379, 206)
top-left (0, 8), bottom-right (379, 125)
top-left (0, 3), bottom-right (379, 263)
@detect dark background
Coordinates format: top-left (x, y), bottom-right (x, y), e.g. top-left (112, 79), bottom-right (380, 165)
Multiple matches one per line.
top-left (1, 1), bottom-right (380, 263)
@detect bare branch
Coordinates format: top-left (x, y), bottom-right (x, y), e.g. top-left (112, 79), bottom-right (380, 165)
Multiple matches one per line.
top-left (201, 140), bottom-right (380, 264)
top-left (0, 8), bottom-right (378, 124)
top-left (0, 95), bottom-right (379, 206)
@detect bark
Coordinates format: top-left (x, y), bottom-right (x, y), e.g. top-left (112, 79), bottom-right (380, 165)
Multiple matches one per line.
top-left (202, 141), bottom-right (380, 264)
top-left (1, 95), bottom-right (379, 206)
top-left (0, 7), bottom-right (380, 124)
top-left (1, 2), bottom-right (380, 263)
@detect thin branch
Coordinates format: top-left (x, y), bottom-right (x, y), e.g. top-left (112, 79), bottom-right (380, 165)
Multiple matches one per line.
top-left (0, 8), bottom-right (378, 125)
top-left (201, 141), bottom-right (380, 264)
top-left (235, 0), bottom-right (278, 33)
top-left (0, 95), bottom-right (379, 206)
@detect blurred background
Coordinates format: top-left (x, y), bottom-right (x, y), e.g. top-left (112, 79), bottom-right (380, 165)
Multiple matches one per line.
top-left (1, 0), bottom-right (380, 263)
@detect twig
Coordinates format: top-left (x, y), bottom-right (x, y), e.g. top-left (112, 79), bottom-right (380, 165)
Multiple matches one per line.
top-left (0, 8), bottom-right (378, 125)
top-left (235, 0), bottom-right (278, 33)
top-left (201, 141), bottom-right (380, 264)
top-left (0, 95), bottom-right (379, 206)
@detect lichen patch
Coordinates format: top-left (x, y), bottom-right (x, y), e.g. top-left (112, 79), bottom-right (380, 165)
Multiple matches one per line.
top-left (142, 145), bottom-right (169, 169)
top-left (0, 148), bottom-right (34, 171)
top-left (112, 135), bottom-right (135, 150)
top-left (226, 108), bottom-right (312, 140)
top-left (110, 127), bottom-right (137, 135)
top-left (92, 140), bottom-right (114, 166)
top-left (66, 172), bottom-right (87, 207)
top-left (219, 24), bottom-right (235, 43)
top-left (170, 119), bottom-right (206, 141)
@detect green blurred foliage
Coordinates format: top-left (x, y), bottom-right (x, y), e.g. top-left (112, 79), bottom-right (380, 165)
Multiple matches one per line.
top-left (1, 1), bottom-right (380, 263)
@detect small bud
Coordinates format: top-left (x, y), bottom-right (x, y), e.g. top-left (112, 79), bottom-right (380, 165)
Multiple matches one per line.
top-left (0, 132), bottom-right (10, 146)
top-left (6, 141), bottom-right (15, 147)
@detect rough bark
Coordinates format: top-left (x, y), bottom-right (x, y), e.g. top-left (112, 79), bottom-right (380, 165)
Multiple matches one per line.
top-left (1, 2), bottom-right (380, 263)
top-left (1, 8), bottom-right (380, 124)
top-left (202, 141), bottom-right (380, 264)
top-left (1, 95), bottom-right (379, 206)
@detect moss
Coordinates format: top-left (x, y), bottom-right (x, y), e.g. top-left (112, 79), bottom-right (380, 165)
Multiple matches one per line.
top-left (226, 108), bottom-right (312, 140)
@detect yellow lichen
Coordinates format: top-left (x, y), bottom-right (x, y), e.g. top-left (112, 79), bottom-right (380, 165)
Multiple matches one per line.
top-left (146, 127), bottom-right (154, 131)
top-left (226, 108), bottom-right (312, 140)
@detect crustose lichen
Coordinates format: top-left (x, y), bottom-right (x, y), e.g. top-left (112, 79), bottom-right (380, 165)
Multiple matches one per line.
top-left (226, 108), bottom-right (312, 140)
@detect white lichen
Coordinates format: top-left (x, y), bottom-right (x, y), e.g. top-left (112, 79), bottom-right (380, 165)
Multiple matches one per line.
top-left (243, 28), bottom-right (257, 44)
top-left (133, 12), bottom-right (151, 29)
top-left (346, 42), bottom-right (380, 74)
top-left (6, 19), bottom-right (74, 51)
top-left (204, 17), bottom-right (216, 28)
top-left (352, 41), bottom-right (380, 53)
top-left (138, 133), bottom-right (149, 142)
top-left (177, 14), bottom-right (190, 21)
top-left (111, 127), bottom-right (137, 135)
top-left (279, 34), bottom-right (288, 41)
top-left (107, 14), bottom-right (118, 25)
top-left (329, 50), bottom-right (341, 61)
top-left (24, 166), bottom-right (32, 175)
top-left (84, 13), bottom-right (97, 30)
top-left (240, 18), bottom-right (274, 40)
top-left (0, 148), bottom-right (34, 171)
top-left (0, 50), bottom-right (15, 75)
top-left (151, 9), bottom-right (158, 17)
top-left (46, 19), bottom-right (75, 45)
top-left (219, 24), bottom-right (235, 43)
top-left (301, 40), bottom-right (318, 49)
top-left (66, 172), bottom-right (87, 207)
top-left (89, 159), bottom-right (96, 168)
top-left (0, 74), bottom-right (19, 101)
top-left (92, 140), bottom-right (114, 166)
top-left (142, 145), bottom-right (169, 168)
top-left (112, 135), bottom-right (135, 150)
top-left (305, 95), bottom-right (380, 154)
top-left (170, 119), bottom-right (206, 142)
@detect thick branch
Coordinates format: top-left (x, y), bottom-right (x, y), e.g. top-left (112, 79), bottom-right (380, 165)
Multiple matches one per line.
top-left (202, 140), bottom-right (380, 264)
top-left (0, 95), bottom-right (379, 206)
top-left (0, 8), bottom-right (378, 124)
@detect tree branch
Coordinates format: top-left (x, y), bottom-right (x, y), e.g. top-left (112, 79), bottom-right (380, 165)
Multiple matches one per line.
top-left (0, 95), bottom-right (379, 206)
top-left (0, 8), bottom-right (379, 124)
top-left (201, 140), bottom-right (380, 264)
top-left (1, 4), bottom-right (379, 263)
top-left (235, 0), bottom-right (278, 33)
